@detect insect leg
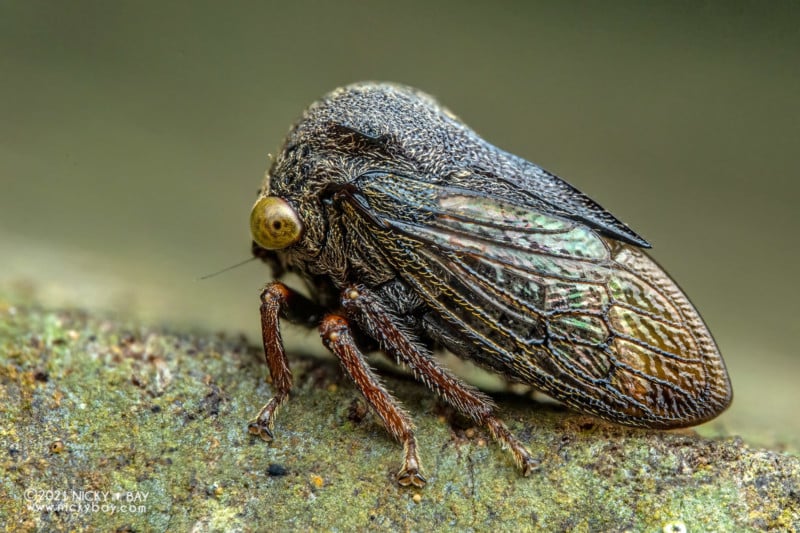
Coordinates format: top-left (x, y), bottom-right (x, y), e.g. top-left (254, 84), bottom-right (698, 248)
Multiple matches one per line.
top-left (341, 284), bottom-right (539, 476)
top-left (320, 313), bottom-right (426, 488)
top-left (248, 281), bottom-right (324, 441)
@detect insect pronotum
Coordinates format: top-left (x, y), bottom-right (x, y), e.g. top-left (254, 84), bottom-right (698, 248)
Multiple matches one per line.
top-left (247, 83), bottom-right (732, 487)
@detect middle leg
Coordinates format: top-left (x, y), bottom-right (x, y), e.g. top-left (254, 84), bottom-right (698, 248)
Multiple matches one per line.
top-left (319, 313), bottom-right (426, 488)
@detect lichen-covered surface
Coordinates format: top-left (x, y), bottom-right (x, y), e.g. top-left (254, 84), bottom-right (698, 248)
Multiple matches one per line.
top-left (1, 295), bottom-right (798, 532)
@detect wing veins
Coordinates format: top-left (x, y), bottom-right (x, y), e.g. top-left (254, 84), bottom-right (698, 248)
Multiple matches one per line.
top-left (447, 254), bottom-right (548, 319)
top-left (436, 212), bottom-right (576, 235)
top-left (389, 217), bottom-right (609, 264)
top-left (416, 248), bottom-right (661, 411)
top-left (337, 183), bottom-right (720, 425)
top-left (610, 301), bottom-right (685, 330)
top-left (610, 359), bottom-right (701, 409)
top-left (612, 331), bottom-right (701, 363)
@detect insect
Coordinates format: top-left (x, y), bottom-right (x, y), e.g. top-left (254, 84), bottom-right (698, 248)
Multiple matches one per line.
top-left (247, 82), bottom-right (732, 487)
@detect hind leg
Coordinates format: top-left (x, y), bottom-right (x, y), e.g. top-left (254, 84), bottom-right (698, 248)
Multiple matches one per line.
top-left (341, 284), bottom-right (538, 475)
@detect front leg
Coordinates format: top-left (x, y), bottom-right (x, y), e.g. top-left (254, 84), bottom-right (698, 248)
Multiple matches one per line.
top-left (248, 281), bottom-right (324, 440)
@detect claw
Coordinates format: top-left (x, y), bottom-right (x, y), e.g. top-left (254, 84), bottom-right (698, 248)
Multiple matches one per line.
top-left (397, 467), bottom-right (427, 488)
top-left (521, 455), bottom-right (540, 477)
top-left (249, 398), bottom-right (281, 441)
top-left (247, 420), bottom-right (274, 441)
top-left (397, 447), bottom-right (426, 487)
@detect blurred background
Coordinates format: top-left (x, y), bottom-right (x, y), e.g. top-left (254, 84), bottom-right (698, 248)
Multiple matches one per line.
top-left (1, 1), bottom-right (797, 451)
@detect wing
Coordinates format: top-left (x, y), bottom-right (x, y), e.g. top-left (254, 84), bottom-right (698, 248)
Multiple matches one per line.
top-left (340, 170), bottom-right (732, 428)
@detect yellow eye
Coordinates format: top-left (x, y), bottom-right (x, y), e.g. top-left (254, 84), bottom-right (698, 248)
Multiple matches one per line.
top-left (250, 196), bottom-right (303, 250)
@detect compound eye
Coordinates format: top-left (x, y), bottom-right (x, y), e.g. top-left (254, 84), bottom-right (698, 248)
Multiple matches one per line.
top-left (250, 196), bottom-right (303, 250)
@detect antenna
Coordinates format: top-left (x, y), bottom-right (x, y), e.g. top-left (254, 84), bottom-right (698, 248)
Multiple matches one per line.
top-left (198, 257), bottom-right (258, 280)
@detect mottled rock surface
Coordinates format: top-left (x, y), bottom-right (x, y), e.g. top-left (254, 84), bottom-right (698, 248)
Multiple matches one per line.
top-left (1, 297), bottom-right (798, 532)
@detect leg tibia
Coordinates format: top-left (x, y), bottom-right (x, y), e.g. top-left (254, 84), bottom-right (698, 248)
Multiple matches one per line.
top-left (249, 281), bottom-right (323, 441)
top-left (320, 313), bottom-right (426, 488)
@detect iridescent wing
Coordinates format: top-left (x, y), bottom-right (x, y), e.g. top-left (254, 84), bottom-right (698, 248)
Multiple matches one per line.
top-left (340, 170), bottom-right (732, 428)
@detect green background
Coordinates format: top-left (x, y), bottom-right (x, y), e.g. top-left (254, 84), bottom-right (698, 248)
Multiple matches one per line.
top-left (1, 1), bottom-right (798, 451)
